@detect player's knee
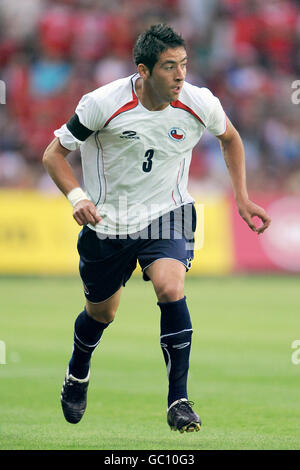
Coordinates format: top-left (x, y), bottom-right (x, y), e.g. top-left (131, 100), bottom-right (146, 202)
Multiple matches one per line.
top-left (86, 304), bottom-right (116, 324)
top-left (86, 289), bottom-right (121, 323)
top-left (155, 281), bottom-right (184, 303)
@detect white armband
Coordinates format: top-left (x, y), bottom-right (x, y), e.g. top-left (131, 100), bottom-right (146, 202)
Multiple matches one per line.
top-left (67, 187), bottom-right (88, 207)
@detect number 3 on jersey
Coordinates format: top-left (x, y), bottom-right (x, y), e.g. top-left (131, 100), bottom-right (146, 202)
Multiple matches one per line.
top-left (142, 149), bottom-right (154, 173)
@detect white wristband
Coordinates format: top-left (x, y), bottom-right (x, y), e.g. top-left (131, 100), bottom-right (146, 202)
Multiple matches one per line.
top-left (67, 187), bottom-right (88, 207)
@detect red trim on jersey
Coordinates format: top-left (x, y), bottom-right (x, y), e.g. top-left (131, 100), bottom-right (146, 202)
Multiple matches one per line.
top-left (170, 100), bottom-right (206, 127)
top-left (171, 190), bottom-right (177, 205)
top-left (104, 91), bottom-right (138, 127)
top-left (96, 134), bottom-right (107, 207)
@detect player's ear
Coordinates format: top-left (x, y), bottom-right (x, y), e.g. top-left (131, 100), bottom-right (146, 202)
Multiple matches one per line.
top-left (137, 63), bottom-right (150, 80)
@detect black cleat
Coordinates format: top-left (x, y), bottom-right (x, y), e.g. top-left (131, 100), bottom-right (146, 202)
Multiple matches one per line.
top-left (60, 370), bottom-right (90, 424)
top-left (167, 399), bottom-right (201, 433)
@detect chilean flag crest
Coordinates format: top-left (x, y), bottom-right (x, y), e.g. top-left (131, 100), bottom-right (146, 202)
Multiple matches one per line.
top-left (168, 127), bottom-right (186, 142)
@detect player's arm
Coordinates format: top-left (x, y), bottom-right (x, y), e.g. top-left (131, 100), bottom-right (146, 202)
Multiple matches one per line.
top-left (217, 117), bottom-right (271, 234)
top-left (42, 137), bottom-right (101, 226)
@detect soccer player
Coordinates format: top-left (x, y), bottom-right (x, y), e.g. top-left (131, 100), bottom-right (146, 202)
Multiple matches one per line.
top-left (43, 24), bottom-right (271, 433)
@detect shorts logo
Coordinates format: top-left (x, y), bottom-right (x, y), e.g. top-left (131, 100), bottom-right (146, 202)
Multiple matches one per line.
top-left (83, 283), bottom-right (89, 295)
top-left (168, 127), bottom-right (186, 142)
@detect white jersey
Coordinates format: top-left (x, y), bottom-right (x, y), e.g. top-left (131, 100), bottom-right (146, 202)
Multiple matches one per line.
top-left (55, 74), bottom-right (226, 235)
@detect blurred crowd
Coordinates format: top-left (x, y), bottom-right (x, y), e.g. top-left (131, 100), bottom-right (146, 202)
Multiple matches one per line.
top-left (0, 0), bottom-right (300, 194)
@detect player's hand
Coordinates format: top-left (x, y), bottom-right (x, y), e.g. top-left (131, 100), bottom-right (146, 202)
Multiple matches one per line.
top-left (73, 200), bottom-right (102, 226)
top-left (236, 198), bottom-right (271, 235)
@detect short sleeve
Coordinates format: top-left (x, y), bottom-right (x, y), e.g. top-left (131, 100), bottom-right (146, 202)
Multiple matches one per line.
top-left (74, 93), bottom-right (106, 132)
top-left (54, 124), bottom-right (82, 151)
top-left (205, 93), bottom-right (226, 136)
top-left (53, 92), bottom-right (106, 151)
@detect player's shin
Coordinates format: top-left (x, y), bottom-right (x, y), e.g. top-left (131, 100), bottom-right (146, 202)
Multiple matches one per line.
top-left (158, 297), bottom-right (193, 408)
top-left (68, 308), bottom-right (111, 379)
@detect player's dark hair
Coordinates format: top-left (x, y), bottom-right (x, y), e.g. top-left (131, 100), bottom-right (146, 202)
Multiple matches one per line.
top-left (133, 24), bottom-right (186, 75)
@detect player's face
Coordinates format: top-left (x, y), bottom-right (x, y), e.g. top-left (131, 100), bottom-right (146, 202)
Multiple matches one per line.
top-left (150, 47), bottom-right (187, 103)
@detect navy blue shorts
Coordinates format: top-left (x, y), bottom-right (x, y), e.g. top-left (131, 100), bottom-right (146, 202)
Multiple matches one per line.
top-left (77, 203), bottom-right (197, 303)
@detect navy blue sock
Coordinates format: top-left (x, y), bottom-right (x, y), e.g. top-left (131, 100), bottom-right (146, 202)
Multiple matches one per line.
top-left (68, 308), bottom-right (110, 379)
top-left (158, 296), bottom-right (193, 408)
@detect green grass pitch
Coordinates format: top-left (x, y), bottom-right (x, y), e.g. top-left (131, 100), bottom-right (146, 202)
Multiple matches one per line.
top-left (0, 274), bottom-right (299, 450)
